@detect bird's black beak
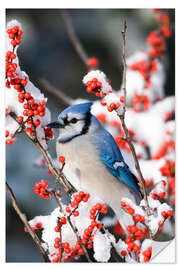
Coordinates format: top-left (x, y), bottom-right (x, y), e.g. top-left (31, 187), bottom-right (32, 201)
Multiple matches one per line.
top-left (46, 121), bottom-right (64, 128)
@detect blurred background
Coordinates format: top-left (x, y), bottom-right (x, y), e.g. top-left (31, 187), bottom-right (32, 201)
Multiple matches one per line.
top-left (6, 9), bottom-right (175, 262)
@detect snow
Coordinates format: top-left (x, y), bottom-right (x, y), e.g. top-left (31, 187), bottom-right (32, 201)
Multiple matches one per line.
top-left (93, 230), bottom-right (112, 262)
top-left (5, 20), bottom-right (51, 149)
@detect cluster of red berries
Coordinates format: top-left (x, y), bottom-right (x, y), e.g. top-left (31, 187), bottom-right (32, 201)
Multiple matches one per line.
top-left (107, 102), bottom-right (120, 112)
top-left (121, 200), bottom-right (145, 223)
top-left (141, 246), bottom-right (152, 262)
top-left (6, 26), bottom-right (23, 82)
top-left (65, 191), bottom-right (90, 216)
top-left (34, 180), bottom-right (51, 199)
top-left (125, 225), bottom-right (144, 254)
top-left (145, 179), bottom-right (152, 187)
top-left (160, 160), bottom-right (175, 178)
top-left (151, 140), bottom-right (174, 160)
top-left (159, 160), bottom-right (175, 205)
top-left (86, 78), bottom-right (102, 96)
top-left (7, 25), bottom-right (23, 47)
top-left (6, 23), bottom-right (54, 145)
top-left (100, 96), bottom-right (122, 113)
top-left (153, 9), bottom-right (171, 38)
top-left (43, 126), bottom-right (54, 141)
top-left (24, 222), bottom-right (42, 233)
top-left (147, 30), bottom-right (165, 58)
top-left (115, 136), bottom-right (131, 152)
top-left (130, 59), bottom-right (157, 89)
top-left (147, 10), bottom-right (171, 58)
top-left (51, 191), bottom-right (108, 262)
top-left (6, 52), bottom-right (17, 82)
top-left (6, 134), bottom-right (16, 146)
top-left (132, 93), bottom-right (150, 112)
top-left (161, 209), bottom-right (173, 219)
top-left (87, 57), bottom-right (99, 69)
top-left (150, 180), bottom-right (167, 200)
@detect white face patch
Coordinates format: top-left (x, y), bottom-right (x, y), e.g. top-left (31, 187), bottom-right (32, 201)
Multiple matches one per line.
top-left (58, 115), bottom-right (86, 143)
top-left (67, 112), bottom-right (82, 122)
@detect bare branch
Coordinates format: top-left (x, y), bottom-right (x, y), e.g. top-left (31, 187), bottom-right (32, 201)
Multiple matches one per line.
top-left (38, 78), bottom-right (73, 107)
top-left (60, 9), bottom-right (89, 67)
top-left (9, 111), bottom-right (76, 195)
top-left (6, 181), bottom-right (50, 262)
top-left (67, 215), bottom-right (92, 262)
top-left (119, 21), bottom-right (152, 232)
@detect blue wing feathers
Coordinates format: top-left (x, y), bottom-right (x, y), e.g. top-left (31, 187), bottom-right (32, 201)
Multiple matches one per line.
top-left (91, 116), bottom-right (141, 196)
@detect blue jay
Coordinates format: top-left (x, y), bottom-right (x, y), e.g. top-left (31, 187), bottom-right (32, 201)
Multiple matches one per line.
top-left (47, 102), bottom-right (142, 230)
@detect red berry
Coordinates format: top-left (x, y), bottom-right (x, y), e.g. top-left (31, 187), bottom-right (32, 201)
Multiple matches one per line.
top-left (64, 248), bottom-right (71, 254)
top-left (8, 33), bottom-right (14, 39)
top-left (121, 201), bottom-right (126, 207)
top-left (133, 214), bottom-right (141, 222)
top-left (128, 208), bottom-right (135, 215)
top-left (36, 222), bottom-right (42, 229)
top-left (54, 242), bottom-right (59, 249)
top-left (158, 192), bottom-right (166, 198)
top-left (23, 104), bottom-right (29, 109)
top-left (88, 57), bottom-right (99, 67)
top-left (60, 217), bottom-right (67, 224)
top-left (37, 105), bottom-right (44, 112)
top-left (24, 92), bottom-right (31, 99)
top-left (78, 248), bottom-right (84, 255)
top-left (28, 98), bottom-right (35, 105)
top-left (18, 93), bottom-right (25, 99)
top-left (161, 211), bottom-right (167, 217)
top-left (73, 211), bottom-right (79, 217)
top-left (87, 242), bottom-right (93, 249)
top-left (27, 110), bottom-right (33, 116)
top-left (10, 53), bottom-right (16, 59)
top-left (121, 250), bottom-right (127, 256)
top-left (6, 139), bottom-right (13, 146)
top-left (167, 210), bottom-right (173, 216)
top-left (21, 80), bottom-right (27, 86)
top-left (58, 156), bottom-right (65, 163)
top-left (17, 116), bottom-right (24, 123)
top-left (66, 206), bottom-right (71, 213)
top-left (54, 225), bottom-right (59, 232)
top-left (39, 111), bottom-right (45, 117)
top-left (55, 237), bottom-right (60, 243)
top-left (91, 220), bottom-right (97, 227)
top-left (11, 40), bottom-right (17, 46)
top-left (120, 96), bottom-right (124, 103)
top-left (16, 39), bottom-right (21, 45)
top-left (5, 130), bottom-right (9, 137)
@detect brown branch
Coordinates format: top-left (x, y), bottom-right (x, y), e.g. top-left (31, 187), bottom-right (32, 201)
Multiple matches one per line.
top-left (6, 181), bottom-right (50, 262)
top-left (38, 78), bottom-right (73, 107)
top-left (60, 9), bottom-right (89, 67)
top-left (119, 21), bottom-right (152, 231)
top-left (52, 191), bottom-right (92, 262)
top-left (9, 111), bottom-right (75, 195)
top-left (67, 215), bottom-right (92, 262)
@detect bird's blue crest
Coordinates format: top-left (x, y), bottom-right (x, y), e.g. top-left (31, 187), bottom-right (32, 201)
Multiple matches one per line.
top-left (58, 102), bottom-right (93, 120)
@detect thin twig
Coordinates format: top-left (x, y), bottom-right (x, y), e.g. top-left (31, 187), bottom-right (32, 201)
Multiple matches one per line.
top-left (119, 21), bottom-right (152, 235)
top-left (38, 78), bottom-right (73, 107)
top-left (9, 111), bottom-right (75, 195)
top-left (60, 9), bottom-right (89, 67)
top-left (67, 216), bottom-right (92, 262)
top-left (6, 181), bottom-right (50, 262)
top-left (52, 191), bottom-right (92, 262)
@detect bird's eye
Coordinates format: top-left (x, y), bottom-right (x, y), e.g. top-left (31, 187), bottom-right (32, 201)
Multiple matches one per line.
top-left (70, 118), bottom-right (78, 124)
